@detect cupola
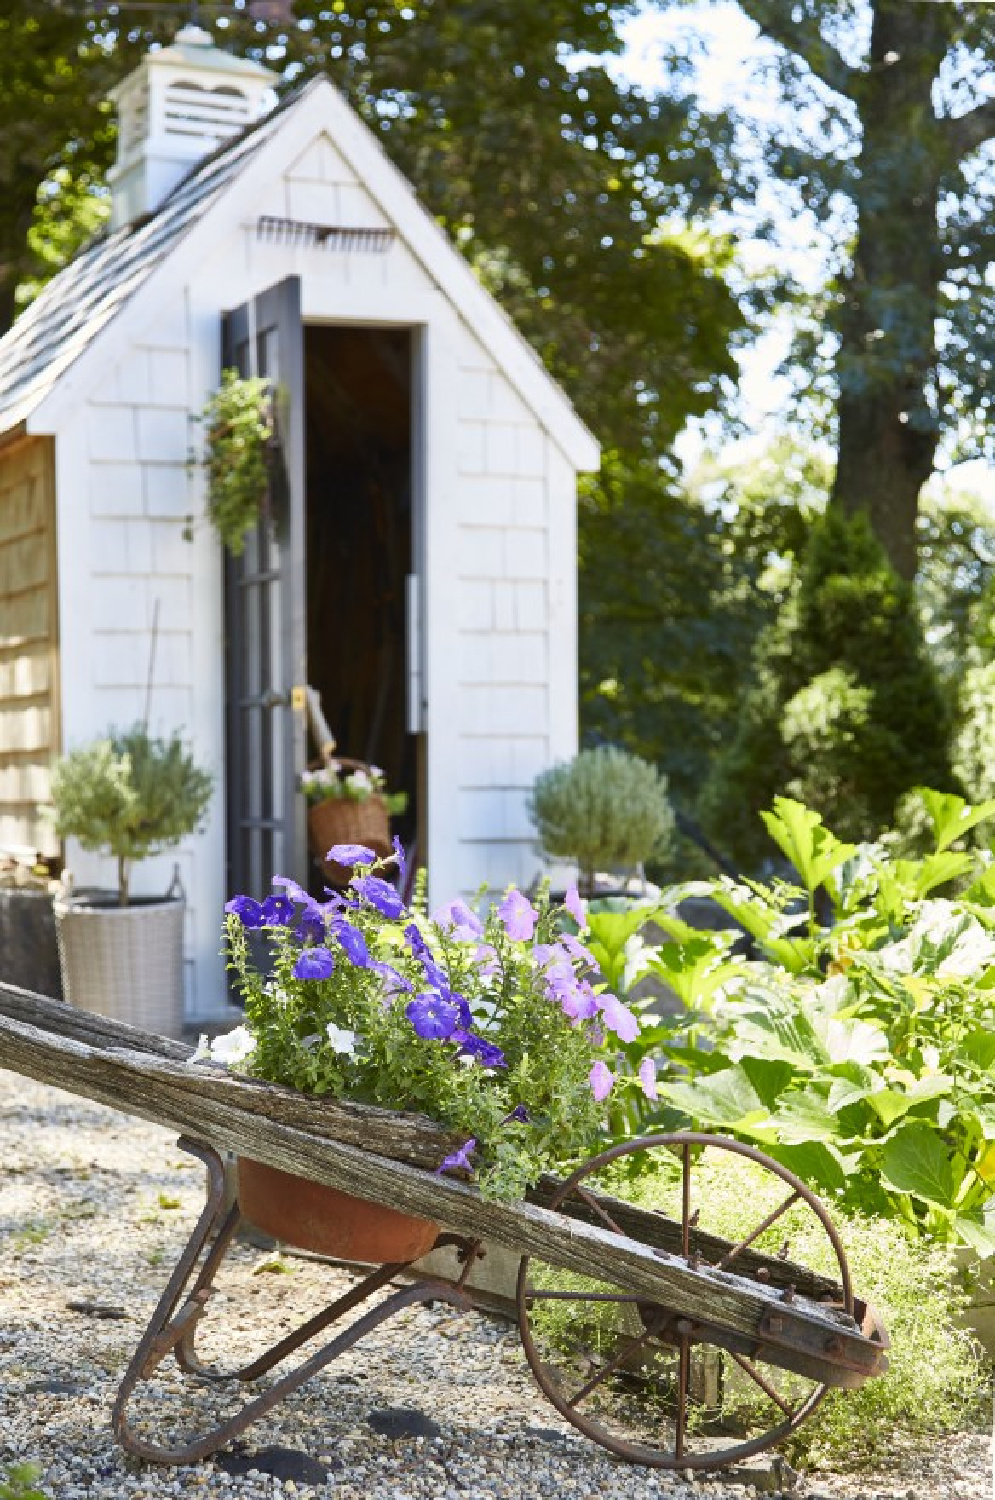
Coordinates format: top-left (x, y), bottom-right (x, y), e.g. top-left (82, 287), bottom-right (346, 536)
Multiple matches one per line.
top-left (107, 24), bottom-right (278, 230)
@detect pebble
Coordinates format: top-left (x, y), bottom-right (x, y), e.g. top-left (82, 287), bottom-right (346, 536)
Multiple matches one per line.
top-left (1, 1071), bottom-right (991, 1500)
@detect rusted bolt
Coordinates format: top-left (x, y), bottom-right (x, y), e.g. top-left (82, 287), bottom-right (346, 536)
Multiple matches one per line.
top-left (825, 1335), bottom-right (844, 1354)
top-left (675, 1318), bottom-right (698, 1337)
top-left (766, 1315), bottom-right (784, 1335)
top-left (755, 1267), bottom-right (771, 1281)
top-left (687, 1252), bottom-right (701, 1272)
top-left (781, 1283), bottom-right (796, 1304)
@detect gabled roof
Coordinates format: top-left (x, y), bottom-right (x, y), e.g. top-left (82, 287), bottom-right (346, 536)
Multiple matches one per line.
top-left (1, 77), bottom-right (599, 470)
top-left (0, 88), bottom-right (295, 438)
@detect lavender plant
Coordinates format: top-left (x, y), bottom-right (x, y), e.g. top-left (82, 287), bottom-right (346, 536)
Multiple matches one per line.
top-left (204, 844), bottom-right (653, 1200)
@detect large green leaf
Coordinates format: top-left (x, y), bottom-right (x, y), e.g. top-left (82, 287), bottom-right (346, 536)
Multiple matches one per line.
top-left (760, 798), bottom-right (857, 896)
top-left (762, 1140), bottom-right (847, 1194)
top-left (657, 1066), bottom-right (769, 1130)
top-left (919, 789), bottom-right (995, 854)
top-left (879, 1123), bottom-right (958, 1209)
top-left (952, 1215), bottom-right (995, 1258)
top-left (912, 850), bottom-right (976, 897)
top-left (769, 1088), bottom-right (841, 1144)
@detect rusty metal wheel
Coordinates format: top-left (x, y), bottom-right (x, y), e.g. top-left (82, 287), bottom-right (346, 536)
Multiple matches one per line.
top-left (516, 1133), bottom-right (855, 1469)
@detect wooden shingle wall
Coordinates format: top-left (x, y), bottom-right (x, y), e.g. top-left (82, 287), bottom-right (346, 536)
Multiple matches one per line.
top-left (452, 325), bottom-right (578, 894)
top-left (0, 436), bottom-right (59, 855)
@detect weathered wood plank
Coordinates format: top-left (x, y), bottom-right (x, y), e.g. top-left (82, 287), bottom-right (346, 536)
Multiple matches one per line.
top-left (0, 990), bottom-right (874, 1381)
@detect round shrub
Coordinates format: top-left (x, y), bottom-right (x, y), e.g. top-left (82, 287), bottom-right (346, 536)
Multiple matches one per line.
top-left (50, 725), bottom-right (213, 905)
top-left (528, 747), bottom-right (675, 894)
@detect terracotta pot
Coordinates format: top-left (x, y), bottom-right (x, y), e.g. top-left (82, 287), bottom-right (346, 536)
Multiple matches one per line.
top-left (237, 1157), bottom-right (439, 1263)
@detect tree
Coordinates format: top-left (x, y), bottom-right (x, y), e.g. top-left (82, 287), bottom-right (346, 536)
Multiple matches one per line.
top-left (679, 0), bottom-right (995, 578)
top-left (701, 508), bottom-right (956, 866)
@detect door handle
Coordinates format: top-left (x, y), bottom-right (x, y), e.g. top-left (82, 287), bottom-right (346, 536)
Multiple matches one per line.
top-left (259, 688), bottom-right (289, 710)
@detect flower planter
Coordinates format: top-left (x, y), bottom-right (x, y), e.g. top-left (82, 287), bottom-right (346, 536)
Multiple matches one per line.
top-left (307, 795), bottom-right (392, 884)
top-left (237, 1157), bottom-right (440, 1262)
top-left (53, 892), bottom-right (185, 1039)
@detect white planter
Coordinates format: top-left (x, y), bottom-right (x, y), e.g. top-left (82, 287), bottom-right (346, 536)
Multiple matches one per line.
top-left (53, 893), bottom-right (185, 1039)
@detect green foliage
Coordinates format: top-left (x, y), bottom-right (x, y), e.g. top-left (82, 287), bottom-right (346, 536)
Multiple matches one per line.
top-left (0, 1463), bottom-right (46, 1500)
top-left (201, 370), bottom-right (275, 557)
top-left (954, 662), bottom-right (995, 829)
top-left (579, 450), bottom-right (811, 826)
top-left (633, 795), bottom-right (995, 1248)
top-left (528, 747), bottom-right (676, 895)
top-left (50, 724), bottom-right (213, 905)
top-left (218, 876), bottom-right (607, 1202)
top-left (703, 511), bottom-right (956, 868)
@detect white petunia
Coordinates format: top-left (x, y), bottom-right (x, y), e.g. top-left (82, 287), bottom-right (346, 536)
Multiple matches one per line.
top-left (325, 1022), bottom-right (359, 1057)
top-left (206, 1025), bottom-right (257, 1067)
top-left (189, 1033), bottom-right (212, 1064)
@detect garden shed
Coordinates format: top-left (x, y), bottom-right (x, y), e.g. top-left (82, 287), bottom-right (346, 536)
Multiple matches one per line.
top-left (0, 25), bottom-right (599, 1021)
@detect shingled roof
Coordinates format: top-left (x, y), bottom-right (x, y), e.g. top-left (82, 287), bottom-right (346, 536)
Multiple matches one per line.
top-left (0, 85), bottom-right (304, 439)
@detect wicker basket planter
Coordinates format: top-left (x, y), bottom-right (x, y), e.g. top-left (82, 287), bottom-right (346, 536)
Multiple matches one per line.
top-left (307, 793), bottom-right (392, 885)
top-left (53, 893), bottom-right (185, 1039)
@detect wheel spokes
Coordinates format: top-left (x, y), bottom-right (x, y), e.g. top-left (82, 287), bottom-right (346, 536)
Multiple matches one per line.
top-left (716, 1190), bottom-right (802, 1271)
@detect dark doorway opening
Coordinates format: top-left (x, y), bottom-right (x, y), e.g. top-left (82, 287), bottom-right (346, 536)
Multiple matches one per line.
top-left (304, 325), bottom-right (419, 891)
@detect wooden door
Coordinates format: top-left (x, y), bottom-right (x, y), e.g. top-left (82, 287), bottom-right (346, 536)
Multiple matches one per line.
top-left (222, 277), bottom-right (306, 900)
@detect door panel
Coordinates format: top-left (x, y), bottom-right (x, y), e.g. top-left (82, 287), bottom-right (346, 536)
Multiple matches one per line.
top-left (222, 277), bottom-right (306, 900)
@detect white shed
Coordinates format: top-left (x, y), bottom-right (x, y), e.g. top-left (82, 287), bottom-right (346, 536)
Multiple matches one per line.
top-left (0, 27), bottom-right (599, 1021)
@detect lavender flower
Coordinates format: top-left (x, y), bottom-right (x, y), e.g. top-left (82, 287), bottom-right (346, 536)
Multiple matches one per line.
top-left (391, 833), bottom-right (407, 890)
top-left (327, 843), bottom-right (377, 866)
top-left (558, 932), bottom-right (596, 969)
top-left (589, 1060), bottom-right (614, 1102)
top-left (293, 947), bottom-right (335, 981)
top-left (436, 1138), bottom-right (477, 1175)
top-left (498, 889), bottom-right (538, 942)
top-left (406, 992), bottom-right (461, 1040)
top-left (434, 898), bottom-right (483, 941)
top-left (503, 1104), bottom-right (530, 1124)
top-left (473, 943), bottom-right (500, 977)
top-left (599, 993), bottom-right (640, 1044)
top-left (353, 875), bottom-right (404, 919)
top-left (225, 896), bottom-right (265, 928)
top-left (639, 1057), bottom-right (658, 1101)
top-left (564, 886), bottom-right (587, 928)
top-left (370, 960), bottom-right (413, 996)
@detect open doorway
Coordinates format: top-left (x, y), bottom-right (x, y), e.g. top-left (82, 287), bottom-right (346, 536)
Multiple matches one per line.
top-left (303, 324), bottom-right (420, 890)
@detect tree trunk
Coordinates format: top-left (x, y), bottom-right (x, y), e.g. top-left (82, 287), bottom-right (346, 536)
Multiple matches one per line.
top-left (829, 2), bottom-right (951, 580)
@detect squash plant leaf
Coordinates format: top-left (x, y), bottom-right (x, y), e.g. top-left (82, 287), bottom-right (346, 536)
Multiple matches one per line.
top-left (760, 798), bottom-right (856, 896)
top-left (880, 1123), bottom-right (958, 1209)
top-left (657, 1065), bottom-right (768, 1131)
top-left (918, 788), bottom-right (995, 854)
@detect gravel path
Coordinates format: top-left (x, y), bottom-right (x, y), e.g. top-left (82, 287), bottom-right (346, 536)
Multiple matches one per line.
top-left (0, 1068), bottom-right (991, 1500)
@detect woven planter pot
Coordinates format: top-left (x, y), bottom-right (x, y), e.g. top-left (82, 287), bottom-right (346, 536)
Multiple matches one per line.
top-left (53, 893), bottom-right (185, 1039)
top-left (307, 795), bottom-right (392, 885)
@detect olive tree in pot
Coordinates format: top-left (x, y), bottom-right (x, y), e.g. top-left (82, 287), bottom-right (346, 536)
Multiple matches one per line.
top-left (528, 747), bottom-right (676, 898)
top-left (49, 726), bottom-right (213, 1038)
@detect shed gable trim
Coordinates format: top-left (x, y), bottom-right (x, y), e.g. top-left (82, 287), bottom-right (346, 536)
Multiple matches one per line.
top-left (27, 82), bottom-right (599, 472)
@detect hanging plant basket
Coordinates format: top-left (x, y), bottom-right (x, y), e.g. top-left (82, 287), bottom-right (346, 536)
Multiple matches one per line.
top-left (305, 758), bottom-right (394, 884)
top-left (202, 368), bottom-right (279, 556)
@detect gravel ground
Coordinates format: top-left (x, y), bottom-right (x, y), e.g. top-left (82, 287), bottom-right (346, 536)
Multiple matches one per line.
top-left (0, 1067), bottom-right (991, 1500)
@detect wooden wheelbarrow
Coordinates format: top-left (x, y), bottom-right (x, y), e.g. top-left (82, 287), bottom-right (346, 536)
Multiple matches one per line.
top-left (0, 985), bottom-right (888, 1471)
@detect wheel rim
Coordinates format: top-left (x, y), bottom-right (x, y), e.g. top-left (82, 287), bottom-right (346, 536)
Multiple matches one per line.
top-left (517, 1132), bottom-right (854, 1470)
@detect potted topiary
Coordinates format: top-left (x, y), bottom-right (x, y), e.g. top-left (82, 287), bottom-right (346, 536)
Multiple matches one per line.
top-left (528, 746), bottom-right (676, 897)
top-left (49, 725), bottom-right (213, 1038)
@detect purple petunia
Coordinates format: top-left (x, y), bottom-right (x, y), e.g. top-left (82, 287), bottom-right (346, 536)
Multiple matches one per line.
top-left (639, 1056), bottom-right (659, 1102)
top-left (352, 875), bottom-right (404, 919)
top-left (564, 886), bottom-right (587, 928)
top-left (453, 1029), bottom-right (507, 1068)
top-left (558, 932), bottom-right (596, 969)
top-left (330, 918), bottom-right (371, 968)
top-left (293, 946), bottom-right (335, 981)
top-left (433, 898), bottom-right (483, 941)
top-left (503, 1104), bottom-right (530, 1124)
top-left (327, 843), bottom-right (377, 867)
top-left (390, 833), bottom-right (407, 891)
top-left (225, 895), bottom-right (265, 928)
top-left (498, 889), bottom-right (538, 942)
top-left (404, 922), bottom-right (431, 961)
top-left (589, 1060), bottom-right (614, 1102)
top-left (473, 943), bottom-right (499, 977)
top-left (260, 894), bottom-right (296, 927)
top-left (436, 1137), bottom-right (476, 1175)
top-left (406, 992), bottom-right (461, 1040)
